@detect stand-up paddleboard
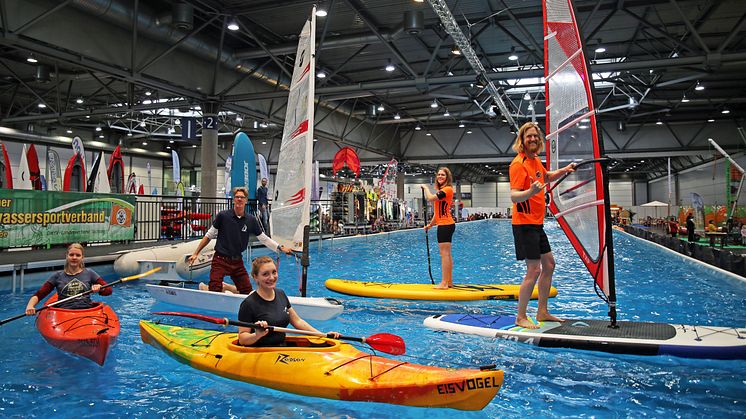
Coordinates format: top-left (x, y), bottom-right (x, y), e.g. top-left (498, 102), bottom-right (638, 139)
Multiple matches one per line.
top-left (47, 148), bottom-right (61, 191)
top-left (86, 151), bottom-right (111, 193)
top-left (145, 284), bottom-right (343, 321)
top-left (325, 279), bottom-right (556, 301)
top-left (71, 136), bottom-right (86, 169)
top-left (0, 143), bottom-right (13, 189)
top-left (230, 132), bottom-right (256, 198)
top-left (107, 145), bottom-right (125, 193)
top-left (126, 172), bottom-right (137, 194)
top-left (17, 144), bottom-right (32, 190)
top-left (63, 152), bottom-right (87, 192)
top-left (423, 314), bottom-right (746, 360)
top-left (27, 144), bottom-right (42, 190)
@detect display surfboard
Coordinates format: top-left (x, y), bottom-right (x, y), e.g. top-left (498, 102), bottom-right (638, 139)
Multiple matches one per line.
top-left (145, 284), bottom-right (343, 321)
top-left (17, 144), bottom-right (32, 190)
top-left (423, 313), bottom-right (746, 360)
top-left (46, 148), bottom-right (61, 191)
top-left (86, 150), bottom-right (111, 193)
top-left (63, 152), bottom-right (86, 192)
top-left (0, 143), bottom-right (13, 189)
top-left (126, 172), bottom-right (137, 194)
top-left (324, 279), bottom-right (556, 301)
top-left (27, 144), bottom-right (42, 190)
top-left (107, 145), bottom-right (125, 194)
top-left (230, 132), bottom-right (256, 198)
top-left (138, 184), bottom-right (144, 195)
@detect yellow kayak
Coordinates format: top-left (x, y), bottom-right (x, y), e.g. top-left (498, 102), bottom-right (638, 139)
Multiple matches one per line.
top-left (140, 320), bottom-right (503, 410)
top-left (325, 279), bottom-right (557, 301)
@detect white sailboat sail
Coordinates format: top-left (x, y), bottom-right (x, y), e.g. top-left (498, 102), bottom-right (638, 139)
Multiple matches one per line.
top-left (270, 9), bottom-right (316, 252)
top-left (544, 0), bottom-right (617, 322)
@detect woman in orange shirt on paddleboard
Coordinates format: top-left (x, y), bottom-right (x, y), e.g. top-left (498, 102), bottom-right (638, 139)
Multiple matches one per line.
top-left (422, 167), bottom-right (456, 289)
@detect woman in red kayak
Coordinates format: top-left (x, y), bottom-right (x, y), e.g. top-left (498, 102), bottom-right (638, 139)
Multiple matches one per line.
top-left (237, 256), bottom-right (338, 346)
top-left (25, 243), bottom-right (111, 315)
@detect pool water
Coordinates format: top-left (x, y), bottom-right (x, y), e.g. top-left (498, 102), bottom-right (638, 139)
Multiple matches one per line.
top-left (1, 219), bottom-right (745, 417)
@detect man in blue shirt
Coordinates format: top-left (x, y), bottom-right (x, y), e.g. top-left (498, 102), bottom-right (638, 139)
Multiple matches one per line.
top-left (187, 187), bottom-right (292, 293)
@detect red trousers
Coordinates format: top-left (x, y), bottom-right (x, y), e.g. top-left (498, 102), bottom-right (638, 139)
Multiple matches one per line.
top-left (209, 255), bottom-right (252, 294)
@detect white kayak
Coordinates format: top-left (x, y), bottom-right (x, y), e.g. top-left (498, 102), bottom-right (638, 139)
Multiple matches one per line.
top-left (145, 284), bottom-right (344, 321)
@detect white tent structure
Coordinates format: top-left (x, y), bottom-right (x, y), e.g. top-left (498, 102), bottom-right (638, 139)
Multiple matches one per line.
top-left (640, 200), bottom-right (669, 218)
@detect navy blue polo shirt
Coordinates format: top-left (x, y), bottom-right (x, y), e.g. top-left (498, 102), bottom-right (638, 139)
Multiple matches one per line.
top-left (212, 208), bottom-right (263, 257)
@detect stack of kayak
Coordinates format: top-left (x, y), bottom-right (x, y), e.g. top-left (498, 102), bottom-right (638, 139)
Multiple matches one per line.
top-left (139, 320), bottom-right (503, 410)
top-left (36, 295), bottom-right (120, 366)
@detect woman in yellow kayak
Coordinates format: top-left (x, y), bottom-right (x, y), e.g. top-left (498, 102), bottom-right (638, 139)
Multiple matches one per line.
top-left (422, 167), bottom-right (456, 289)
top-left (237, 256), bottom-right (339, 346)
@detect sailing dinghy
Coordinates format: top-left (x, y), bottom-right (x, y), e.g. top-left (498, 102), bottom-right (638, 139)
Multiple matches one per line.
top-left (145, 8), bottom-right (343, 321)
top-left (424, 0), bottom-right (746, 360)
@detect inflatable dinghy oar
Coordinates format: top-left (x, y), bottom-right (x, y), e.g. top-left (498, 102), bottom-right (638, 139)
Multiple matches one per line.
top-left (154, 311), bottom-right (406, 355)
top-left (0, 267), bottom-right (162, 326)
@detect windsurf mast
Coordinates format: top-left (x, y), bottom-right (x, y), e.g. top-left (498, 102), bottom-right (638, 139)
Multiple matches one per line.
top-left (708, 138), bottom-right (745, 218)
top-left (543, 0), bottom-right (618, 326)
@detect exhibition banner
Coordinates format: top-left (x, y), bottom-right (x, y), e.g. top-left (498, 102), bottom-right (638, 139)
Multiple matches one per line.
top-left (0, 189), bottom-right (135, 248)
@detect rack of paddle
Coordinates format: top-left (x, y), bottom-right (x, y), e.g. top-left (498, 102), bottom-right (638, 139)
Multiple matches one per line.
top-left (0, 267), bottom-right (161, 326)
top-left (153, 311), bottom-right (405, 355)
top-left (324, 279), bottom-right (556, 301)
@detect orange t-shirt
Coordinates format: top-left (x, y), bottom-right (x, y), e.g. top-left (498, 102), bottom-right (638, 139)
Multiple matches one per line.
top-left (433, 185), bottom-right (455, 226)
top-left (509, 152), bottom-right (547, 225)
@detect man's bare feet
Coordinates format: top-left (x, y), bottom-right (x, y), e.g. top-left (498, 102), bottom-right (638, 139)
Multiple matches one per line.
top-left (536, 313), bottom-right (564, 322)
top-left (198, 282), bottom-right (209, 291)
top-left (515, 317), bottom-right (540, 329)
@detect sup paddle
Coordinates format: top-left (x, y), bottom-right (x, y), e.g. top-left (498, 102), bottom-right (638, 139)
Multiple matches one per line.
top-left (0, 267), bottom-right (162, 326)
top-left (421, 188), bottom-right (435, 284)
top-left (154, 311), bottom-right (406, 356)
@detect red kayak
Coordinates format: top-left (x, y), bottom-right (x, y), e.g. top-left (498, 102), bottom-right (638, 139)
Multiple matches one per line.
top-left (35, 294), bottom-right (120, 365)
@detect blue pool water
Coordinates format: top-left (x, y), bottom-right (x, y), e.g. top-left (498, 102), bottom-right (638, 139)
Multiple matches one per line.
top-left (1, 219), bottom-right (745, 417)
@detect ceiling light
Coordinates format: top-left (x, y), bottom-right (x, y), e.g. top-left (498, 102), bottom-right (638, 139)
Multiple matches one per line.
top-left (144, 90), bottom-right (152, 96)
top-left (98, 134), bottom-right (104, 138)
top-left (385, 60), bottom-right (395, 72)
top-left (316, 70), bottom-right (326, 78)
top-left (394, 113), bottom-right (401, 120)
top-left (595, 46), bottom-right (606, 53)
top-left (523, 92), bottom-right (531, 101)
top-left (26, 54), bottom-right (38, 63)
top-left (169, 140), bottom-right (174, 143)
top-left (175, 118), bottom-right (181, 125)
top-left (508, 47), bottom-right (518, 61)
top-left (166, 146), bottom-right (171, 150)
top-left (656, 119), bottom-right (663, 125)
top-left (235, 115), bottom-right (242, 122)
top-left (37, 103), bottom-right (46, 108)
top-left (315, 2), bottom-right (328, 17)
top-left (707, 118), bottom-right (715, 122)
top-left (192, 144), bottom-right (197, 148)
top-left (458, 122), bottom-right (465, 128)
top-left (681, 95), bottom-right (690, 103)
top-left (139, 121), bottom-right (146, 127)
top-left (451, 46), bottom-right (461, 55)
top-left (66, 129), bottom-right (73, 134)
top-left (260, 121), bottom-right (269, 128)
top-left (127, 131), bottom-right (133, 136)
top-left (261, 141), bottom-right (267, 145)
top-left (313, 138), bottom-right (318, 142)
top-left (142, 141), bottom-right (148, 146)
top-left (722, 108), bottom-right (730, 114)
top-left (414, 125), bottom-right (422, 131)
top-left (695, 82), bottom-right (704, 91)
top-left (430, 100), bottom-right (438, 109)
top-left (227, 18), bottom-right (239, 31)
top-left (377, 104), bottom-right (385, 111)
top-left (95, 126), bottom-right (102, 131)
top-left (443, 110), bottom-right (450, 117)
top-left (466, 130), bottom-right (472, 134)
top-left (75, 97), bottom-right (84, 104)
top-left (426, 132), bottom-right (432, 136)
top-left (527, 104), bottom-right (534, 111)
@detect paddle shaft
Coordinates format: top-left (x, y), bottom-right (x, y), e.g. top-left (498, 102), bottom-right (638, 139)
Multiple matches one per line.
top-left (422, 188), bottom-right (435, 284)
top-left (0, 267), bottom-right (161, 326)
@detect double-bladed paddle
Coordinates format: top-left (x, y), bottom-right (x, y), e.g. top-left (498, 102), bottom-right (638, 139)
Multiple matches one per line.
top-left (153, 311), bottom-right (406, 355)
top-left (0, 267), bottom-right (162, 326)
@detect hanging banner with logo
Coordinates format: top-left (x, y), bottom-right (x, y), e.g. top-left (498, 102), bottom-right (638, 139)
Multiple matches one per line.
top-left (0, 190), bottom-right (135, 248)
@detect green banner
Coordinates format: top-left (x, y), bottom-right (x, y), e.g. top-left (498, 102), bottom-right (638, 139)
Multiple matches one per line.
top-left (0, 190), bottom-right (135, 248)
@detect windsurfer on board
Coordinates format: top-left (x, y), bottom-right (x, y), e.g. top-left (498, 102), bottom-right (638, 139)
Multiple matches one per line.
top-left (509, 122), bottom-right (575, 329)
top-left (187, 187), bottom-right (292, 294)
top-left (422, 167), bottom-right (456, 290)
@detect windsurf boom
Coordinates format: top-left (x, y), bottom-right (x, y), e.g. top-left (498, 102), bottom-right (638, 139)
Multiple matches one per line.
top-left (543, 0), bottom-right (617, 324)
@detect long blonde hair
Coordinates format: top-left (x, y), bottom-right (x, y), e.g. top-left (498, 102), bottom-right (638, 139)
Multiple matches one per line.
top-left (64, 243), bottom-right (85, 274)
top-left (435, 167), bottom-right (453, 190)
top-left (511, 122), bottom-right (545, 154)
top-left (251, 255), bottom-right (275, 278)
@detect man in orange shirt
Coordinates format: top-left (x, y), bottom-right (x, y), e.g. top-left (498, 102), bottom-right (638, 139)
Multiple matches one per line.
top-left (509, 122), bottom-right (575, 329)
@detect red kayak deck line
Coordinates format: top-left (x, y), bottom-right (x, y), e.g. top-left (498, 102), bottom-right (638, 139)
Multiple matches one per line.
top-left (35, 295), bottom-right (120, 366)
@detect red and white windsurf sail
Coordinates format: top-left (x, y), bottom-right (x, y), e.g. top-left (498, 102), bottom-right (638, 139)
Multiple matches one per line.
top-left (543, 0), bottom-right (616, 314)
top-left (270, 8), bottom-right (316, 251)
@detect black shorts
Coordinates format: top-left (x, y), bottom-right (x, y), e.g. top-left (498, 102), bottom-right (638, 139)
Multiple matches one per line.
top-left (512, 224), bottom-right (551, 260)
top-left (437, 223), bottom-right (455, 243)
